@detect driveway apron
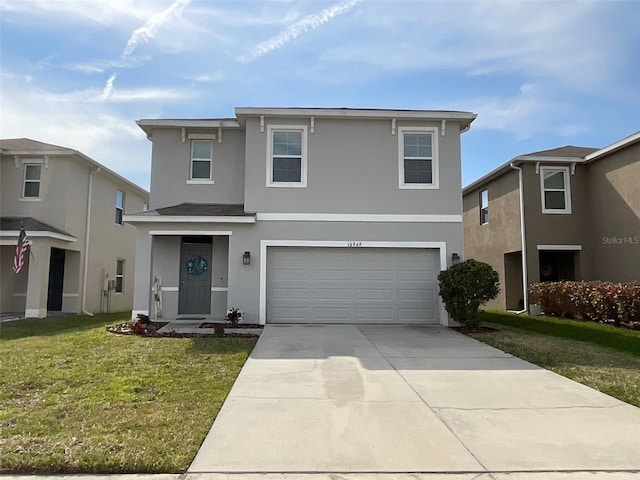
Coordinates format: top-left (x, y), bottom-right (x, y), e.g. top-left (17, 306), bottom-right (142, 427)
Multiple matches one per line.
top-left (188, 325), bottom-right (640, 476)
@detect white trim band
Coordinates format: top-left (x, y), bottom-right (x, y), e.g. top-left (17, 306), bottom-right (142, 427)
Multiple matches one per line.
top-left (537, 244), bottom-right (583, 251)
top-left (149, 230), bottom-right (233, 236)
top-left (256, 213), bottom-right (462, 223)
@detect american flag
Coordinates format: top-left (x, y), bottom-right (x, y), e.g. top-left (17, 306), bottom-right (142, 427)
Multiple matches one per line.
top-left (13, 227), bottom-right (29, 274)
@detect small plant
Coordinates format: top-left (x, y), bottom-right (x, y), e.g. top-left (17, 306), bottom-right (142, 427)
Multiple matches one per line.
top-left (437, 259), bottom-right (500, 328)
top-left (225, 307), bottom-right (243, 326)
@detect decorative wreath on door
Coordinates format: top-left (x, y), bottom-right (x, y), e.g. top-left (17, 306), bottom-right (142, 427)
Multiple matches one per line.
top-left (186, 256), bottom-right (208, 276)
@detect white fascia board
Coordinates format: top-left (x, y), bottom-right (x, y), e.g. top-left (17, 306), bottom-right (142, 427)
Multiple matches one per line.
top-left (136, 119), bottom-right (241, 138)
top-left (123, 215), bottom-right (255, 224)
top-left (513, 156), bottom-right (587, 163)
top-left (235, 107), bottom-right (476, 123)
top-left (0, 231), bottom-right (77, 242)
top-left (137, 119), bottom-right (241, 128)
top-left (584, 131), bottom-right (640, 162)
top-left (256, 213), bottom-right (462, 223)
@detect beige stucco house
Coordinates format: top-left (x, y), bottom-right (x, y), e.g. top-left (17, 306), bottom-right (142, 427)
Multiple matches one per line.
top-left (0, 139), bottom-right (149, 318)
top-left (463, 131), bottom-right (640, 312)
top-left (126, 107), bottom-right (476, 326)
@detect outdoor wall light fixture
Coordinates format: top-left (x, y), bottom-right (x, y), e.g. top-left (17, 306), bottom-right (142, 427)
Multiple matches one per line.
top-left (243, 251), bottom-right (251, 265)
top-left (452, 252), bottom-right (460, 264)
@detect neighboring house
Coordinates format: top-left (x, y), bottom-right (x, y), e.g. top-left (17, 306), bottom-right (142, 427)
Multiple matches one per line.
top-left (0, 139), bottom-right (149, 318)
top-left (463, 131), bottom-right (640, 312)
top-left (125, 107), bottom-right (476, 325)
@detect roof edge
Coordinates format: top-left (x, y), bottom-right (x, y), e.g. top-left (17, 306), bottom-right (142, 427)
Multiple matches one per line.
top-left (585, 130), bottom-right (640, 162)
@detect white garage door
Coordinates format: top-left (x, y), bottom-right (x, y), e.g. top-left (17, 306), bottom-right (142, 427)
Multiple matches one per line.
top-left (266, 247), bottom-right (439, 324)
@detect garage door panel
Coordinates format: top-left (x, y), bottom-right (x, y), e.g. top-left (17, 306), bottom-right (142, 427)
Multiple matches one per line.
top-left (313, 289), bottom-right (352, 301)
top-left (355, 307), bottom-right (394, 320)
top-left (267, 247), bottom-right (439, 324)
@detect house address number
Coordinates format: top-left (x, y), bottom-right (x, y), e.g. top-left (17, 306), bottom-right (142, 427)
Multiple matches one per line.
top-left (347, 242), bottom-right (362, 247)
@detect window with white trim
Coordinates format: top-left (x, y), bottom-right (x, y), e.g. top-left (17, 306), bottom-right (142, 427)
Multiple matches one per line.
top-left (480, 189), bottom-right (489, 224)
top-left (267, 125), bottom-right (307, 187)
top-left (116, 259), bottom-right (125, 293)
top-left (190, 140), bottom-right (213, 180)
top-left (398, 127), bottom-right (438, 189)
top-left (23, 164), bottom-right (42, 198)
top-left (115, 190), bottom-right (125, 225)
top-left (143, 202), bottom-right (149, 212)
top-left (540, 166), bottom-right (571, 214)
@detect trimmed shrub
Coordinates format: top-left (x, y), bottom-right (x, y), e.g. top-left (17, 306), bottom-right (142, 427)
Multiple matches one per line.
top-left (438, 259), bottom-right (500, 328)
top-left (529, 281), bottom-right (640, 326)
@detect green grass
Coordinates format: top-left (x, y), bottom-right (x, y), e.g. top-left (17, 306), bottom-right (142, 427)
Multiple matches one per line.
top-left (468, 311), bottom-right (640, 407)
top-left (0, 313), bottom-right (257, 474)
top-left (477, 310), bottom-right (640, 356)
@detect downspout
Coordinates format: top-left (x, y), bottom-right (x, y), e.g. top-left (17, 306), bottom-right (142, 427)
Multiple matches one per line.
top-left (509, 163), bottom-right (528, 313)
top-left (81, 167), bottom-right (101, 316)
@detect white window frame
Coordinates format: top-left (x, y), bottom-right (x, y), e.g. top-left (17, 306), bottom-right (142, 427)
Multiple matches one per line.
top-left (115, 190), bottom-right (125, 225)
top-left (480, 189), bottom-right (489, 225)
top-left (398, 126), bottom-right (439, 189)
top-left (143, 203), bottom-right (149, 212)
top-left (22, 161), bottom-right (43, 200)
top-left (188, 138), bottom-right (214, 184)
top-left (115, 258), bottom-right (125, 293)
top-left (266, 124), bottom-right (308, 188)
top-left (540, 166), bottom-right (571, 214)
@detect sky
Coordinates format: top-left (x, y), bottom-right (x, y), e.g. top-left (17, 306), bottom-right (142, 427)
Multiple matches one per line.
top-left (1, 0), bottom-right (639, 191)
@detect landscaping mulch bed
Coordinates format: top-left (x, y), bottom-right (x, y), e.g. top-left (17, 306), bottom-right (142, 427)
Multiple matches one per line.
top-left (200, 322), bottom-right (263, 329)
top-left (106, 321), bottom-right (263, 338)
top-left (450, 326), bottom-right (498, 334)
top-left (106, 321), bottom-right (168, 336)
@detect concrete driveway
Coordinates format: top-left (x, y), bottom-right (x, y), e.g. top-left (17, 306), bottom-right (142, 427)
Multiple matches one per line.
top-left (189, 325), bottom-right (640, 478)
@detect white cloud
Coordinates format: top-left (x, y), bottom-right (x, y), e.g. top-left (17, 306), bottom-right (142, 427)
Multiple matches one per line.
top-left (0, 73), bottom-right (163, 189)
top-left (239, 0), bottom-right (362, 62)
top-left (122, 0), bottom-right (191, 58)
top-left (317, 1), bottom-right (629, 93)
top-left (447, 84), bottom-right (588, 139)
top-left (100, 73), bottom-right (117, 101)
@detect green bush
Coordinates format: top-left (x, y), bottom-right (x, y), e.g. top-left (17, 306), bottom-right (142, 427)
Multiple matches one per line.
top-left (529, 281), bottom-right (640, 326)
top-left (437, 259), bottom-right (500, 327)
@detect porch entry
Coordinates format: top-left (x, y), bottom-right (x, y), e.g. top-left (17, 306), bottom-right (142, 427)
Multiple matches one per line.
top-left (47, 247), bottom-right (65, 311)
top-left (539, 250), bottom-right (578, 282)
top-left (179, 237), bottom-right (212, 315)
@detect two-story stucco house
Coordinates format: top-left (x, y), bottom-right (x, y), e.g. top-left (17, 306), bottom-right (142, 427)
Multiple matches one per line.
top-left (463, 131), bottom-right (640, 312)
top-left (0, 139), bottom-right (149, 318)
top-left (125, 107), bottom-right (476, 325)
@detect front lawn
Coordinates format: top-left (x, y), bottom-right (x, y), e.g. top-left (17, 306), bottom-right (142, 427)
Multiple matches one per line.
top-left (468, 311), bottom-right (640, 407)
top-left (0, 313), bottom-right (257, 474)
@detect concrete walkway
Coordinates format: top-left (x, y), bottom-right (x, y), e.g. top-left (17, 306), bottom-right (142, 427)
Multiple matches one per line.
top-left (189, 325), bottom-right (640, 478)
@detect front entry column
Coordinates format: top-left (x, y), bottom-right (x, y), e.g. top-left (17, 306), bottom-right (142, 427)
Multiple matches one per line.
top-left (132, 228), bottom-right (153, 320)
top-left (25, 241), bottom-right (51, 318)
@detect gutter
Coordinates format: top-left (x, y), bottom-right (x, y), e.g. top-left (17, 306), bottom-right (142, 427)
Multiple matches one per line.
top-left (509, 163), bottom-right (529, 314)
top-left (81, 167), bottom-right (101, 316)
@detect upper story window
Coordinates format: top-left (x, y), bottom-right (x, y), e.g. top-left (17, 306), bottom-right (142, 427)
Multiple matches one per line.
top-left (143, 203), bottom-right (149, 212)
top-left (267, 125), bottom-right (308, 188)
top-left (540, 166), bottom-right (571, 214)
top-left (398, 127), bottom-right (439, 189)
top-left (190, 140), bottom-right (213, 182)
top-left (23, 164), bottom-right (42, 198)
top-left (480, 189), bottom-right (489, 224)
top-left (116, 259), bottom-right (125, 293)
top-left (115, 190), bottom-right (125, 225)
